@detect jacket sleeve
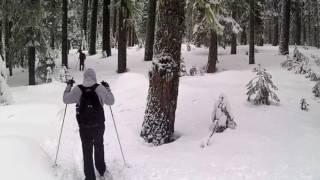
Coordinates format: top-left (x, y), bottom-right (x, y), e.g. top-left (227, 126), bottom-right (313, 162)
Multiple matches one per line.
top-left (97, 85), bottom-right (115, 106)
top-left (63, 85), bottom-right (82, 104)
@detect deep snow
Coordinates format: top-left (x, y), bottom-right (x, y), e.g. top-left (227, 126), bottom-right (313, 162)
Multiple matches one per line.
top-left (1, 45), bottom-right (320, 180)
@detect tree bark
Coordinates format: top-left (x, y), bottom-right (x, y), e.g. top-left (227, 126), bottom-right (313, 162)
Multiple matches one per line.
top-left (89, 0), bottom-right (99, 55)
top-left (82, 0), bottom-right (89, 50)
top-left (249, 0), bottom-right (255, 64)
top-left (144, 0), bottom-right (157, 61)
top-left (103, 0), bottom-right (112, 56)
top-left (117, 1), bottom-right (127, 73)
top-left (141, 0), bottom-right (185, 145)
top-left (279, 0), bottom-right (291, 55)
top-left (207, 30), bottom-right (218, 73)
top-left (62, 0), bottom-right (68, 67)
top-left (28, 46), bottom-right (35, 85)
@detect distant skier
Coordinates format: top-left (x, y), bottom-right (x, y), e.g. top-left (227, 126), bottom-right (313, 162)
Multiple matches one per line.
top-left (63, 68), bottom-right (115, 180)
top-left (78, 49), bottom-right (86, 71)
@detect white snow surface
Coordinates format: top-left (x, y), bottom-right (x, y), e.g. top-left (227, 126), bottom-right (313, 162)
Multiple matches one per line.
top-left (1, 45), bottom-right (320, 180)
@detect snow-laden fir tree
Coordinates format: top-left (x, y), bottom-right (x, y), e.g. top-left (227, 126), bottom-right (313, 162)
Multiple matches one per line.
top-left (313, 81), bottom-right (320, 98)
top-left (300, 98), bottom-right (309, 111)
top-left (210, 94), bottom-right (237, 132)
top-left (0, 56), bottom-right (13, 105)
top-left (201, 94), bottom-right (237, 147)
top-left (247, 65), bottom-right (280, 105)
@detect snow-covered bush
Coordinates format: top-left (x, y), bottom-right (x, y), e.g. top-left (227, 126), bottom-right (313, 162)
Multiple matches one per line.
top-left (281, 47), bottom-right (310, 74)
top-left (189, 66), bottom-right (198, 76)
top-left (36, 49), bottom-right (56, 83)
top-left (246, 65), bottom-right (280, 105)
top-left (0, 56), bottom-right (13, 105)
top-left (211, 94), bottom-right (237, 132)
top-left (313, 82), bottom-right (320, 97)
top-left (59, 66), bottom-right (72, 83)
top-left (300, 98), bottom-right (309, 111)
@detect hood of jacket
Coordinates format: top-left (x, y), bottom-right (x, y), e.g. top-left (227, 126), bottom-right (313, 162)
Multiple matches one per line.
top-left (82, 68), bottom-right (97, 87)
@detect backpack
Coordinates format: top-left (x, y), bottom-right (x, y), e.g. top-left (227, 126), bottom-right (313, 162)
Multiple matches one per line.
top-left (76, 84), bottom-right (105, 127)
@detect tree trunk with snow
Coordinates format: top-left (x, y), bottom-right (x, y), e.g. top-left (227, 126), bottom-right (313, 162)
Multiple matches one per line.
top-left (141, 0), bottom-right (185, 146)
top-left (117, 1), bottom-right (127, 73)
top-left (279, 0), bottom-right (291, 55)
top-left (207, 30), bottom-right (218, 73)
top-left (144, 0), bottom-right (157, 61)
top-left (249, 0), bottom-right (255, 64)
top-left (103, 0), bottom-right (112, 56)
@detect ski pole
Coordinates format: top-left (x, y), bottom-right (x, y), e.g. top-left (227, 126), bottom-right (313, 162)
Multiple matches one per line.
top-left (109, 106), bottom-right (128, 167)
top-left (54, 104), bottom-right (68, 166)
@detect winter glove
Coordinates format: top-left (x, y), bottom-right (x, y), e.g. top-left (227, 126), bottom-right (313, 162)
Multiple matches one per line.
top-left (101, 81), bottom-right (110, 88)
top-left (66, 79), bottom-right (75, 86)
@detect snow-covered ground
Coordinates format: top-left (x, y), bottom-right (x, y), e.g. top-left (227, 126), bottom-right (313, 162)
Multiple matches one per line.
top-left (1, 45), bottom-right (320, 180)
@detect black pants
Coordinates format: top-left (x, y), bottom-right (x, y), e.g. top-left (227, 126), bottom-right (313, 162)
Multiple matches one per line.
top-left (80, 62), bottom-right (85, 71)
top-left (79, 125), bottom-right (106, 180)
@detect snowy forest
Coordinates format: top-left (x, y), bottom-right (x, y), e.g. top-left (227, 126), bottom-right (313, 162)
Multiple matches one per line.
top-left (0, 0), bottom-right (320, 179)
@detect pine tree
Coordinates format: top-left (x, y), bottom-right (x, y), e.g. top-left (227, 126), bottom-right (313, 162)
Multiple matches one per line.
top-left (89, 0), bottom-right (99, 55)
top-left (249, 0), bottom-right (255, 64)
top-left (102, 0), bottom-right (112, 57)
top-left (0, 55), bottom-right (13, 105)
top-left (62, 0), bottom-right (68, 67)
top-left (279, 0), bottom-right (291, 55)
top-left (247, 65), bottom-right (280, 105)
top-left (313, 81), bottom-right (320, 97)
top-left (141, 0), bottom-right (185, 146)
top-left (144, 0), bottom-right (157, 61)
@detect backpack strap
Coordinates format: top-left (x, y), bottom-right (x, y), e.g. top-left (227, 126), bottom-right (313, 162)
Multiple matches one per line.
top-left (78, 84), bottom-right (99, 92)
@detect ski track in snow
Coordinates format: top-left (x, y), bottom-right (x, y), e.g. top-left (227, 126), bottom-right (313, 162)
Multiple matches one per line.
top-left (1, 45), bottom-right (320, 180)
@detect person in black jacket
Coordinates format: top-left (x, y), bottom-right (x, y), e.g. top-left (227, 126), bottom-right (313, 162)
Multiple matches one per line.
top-left (78, 49), bottom-right (86, 71)
top-left (63, 68), bottom-right (114, 180)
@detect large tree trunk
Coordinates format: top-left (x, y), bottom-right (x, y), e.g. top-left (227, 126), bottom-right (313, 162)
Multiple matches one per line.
top-left (141, 0), bottom-right (185, 146)
top-left (117, 1), bottom-right (127, 73)
top-left (62, 0), bottom-right (68, 67)
top-left (112, 1), bottom-right (117, 39)
top-left (89, 0), bottom-right (98, 55)
top-left (279, 0), bottom-right (291, 55)
top-left (102, 0), bottom-right (112, 56)
top-left (249, 0), bottom-right (255, 64)
top-left (272, 0), bottom-right (279, 46)
top-left (144, 0), bottom-right (157, 61)
top-left (28, 46), bottom-right (35, 85)
top-left (207, 30), bottom-right (218, 73)
top-left (82, 0), bottom-right (89, 50)
top-left (293, 0), bottom-right (301, 45)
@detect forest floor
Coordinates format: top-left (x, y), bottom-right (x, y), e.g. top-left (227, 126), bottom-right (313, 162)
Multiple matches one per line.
top-left (1, 45), bottom-right (320, 180)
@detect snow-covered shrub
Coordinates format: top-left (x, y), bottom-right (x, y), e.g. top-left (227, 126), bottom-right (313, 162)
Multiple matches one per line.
top-left (281, 47), bottom-right (310, 74)
top-left (313, 82), bottom-right (320, 97)
top-left (0, 56), bottom-right (13, 105)
top-left (300, 98), bottom-right (309, 111)
top-left (306, 70), bottom-right (320, 81)
top-left (189, 66), bottom-right (198, 76)
top-left (36, 49), bottom-right (56, 83)
top-left (59, 66), bottom-right (72, 83)
top-left (246, 65), bottom-right (280, 105)
top-left (179, 59), bottom-right (188, 77)
top-left (211, 94), bottom-right (237, 132)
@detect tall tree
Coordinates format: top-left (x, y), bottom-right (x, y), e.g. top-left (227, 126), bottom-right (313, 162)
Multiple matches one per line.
top-left (62, 0), bottom-right (68, 67)
top-left (207, 30), bottom-right (218, 72)
top-left (279, 0), bottom-right (291, 55)
top-left (272, 0), bottom-right (279, 46)
top-left (82, 0), bottom-right (89, 50)
top-left (230, 8), bottom-right (237, 54)
top-left (117, 0), bottom-right (128, 73)
top-left (249, 0), bottom-right (255, 64)
top-left (144, 0), bottom-right (157, 61)
top-left (102, 0), bottom-right (112, 56)
top-left (89, 0), bottom-right (99, 55)
top-left (141, 0), bottom-right (185, 145)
